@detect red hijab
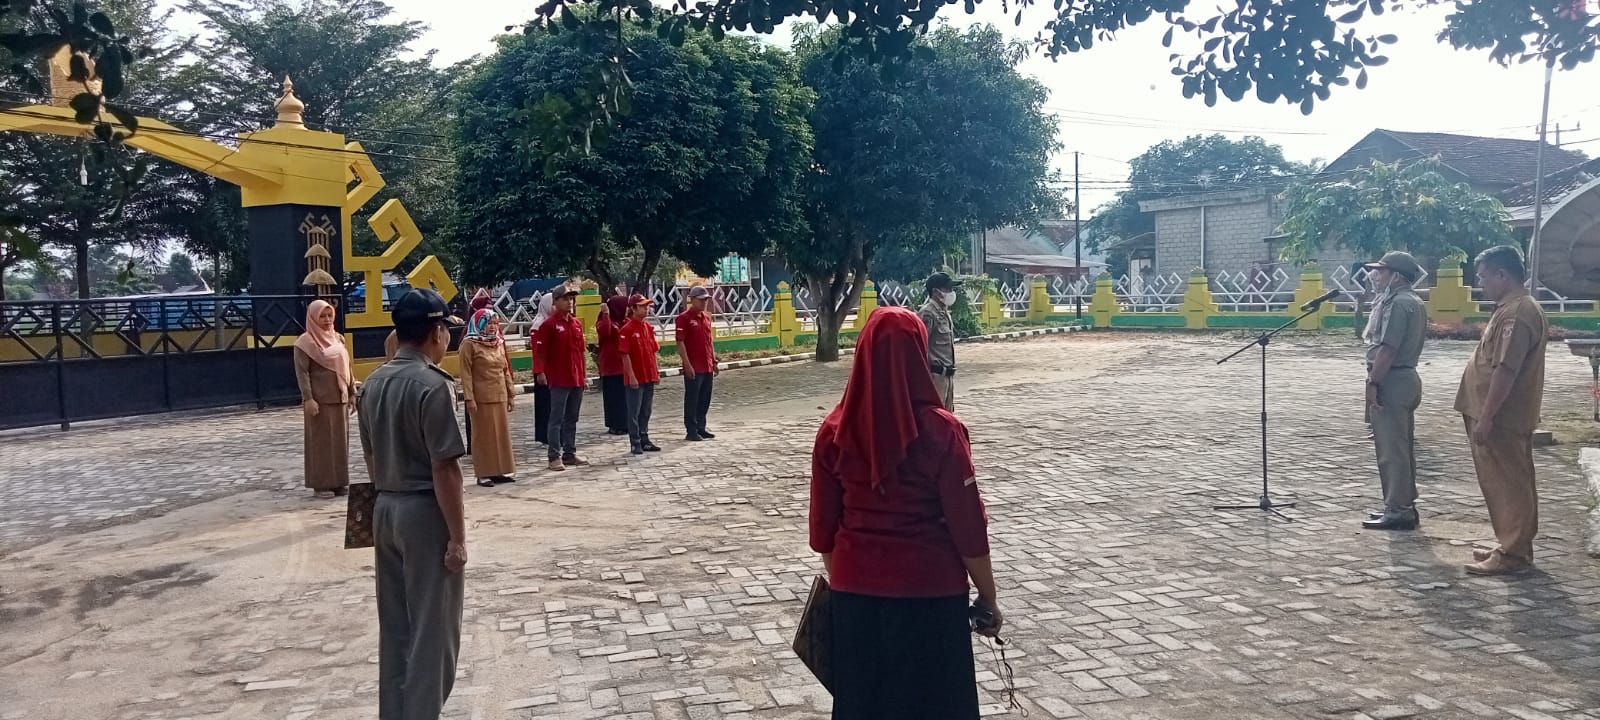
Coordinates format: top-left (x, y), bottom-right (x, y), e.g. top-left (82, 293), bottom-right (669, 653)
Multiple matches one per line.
top-left (605, 294), bottom-right (629, 324)
top-left (821, 306), bottom-right (944, 491)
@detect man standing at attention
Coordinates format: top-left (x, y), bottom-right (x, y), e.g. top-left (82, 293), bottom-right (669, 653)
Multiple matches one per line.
top-left (1360, 251), bottom-right (1427, 531)
top-left (918, 272), bottom-right (959, 411)
top-left (531, 285), bottom-right (588, 471)
top-left (677, 285), bottom-right (719, 441)
top-left (357, 288), bottom-right (468, 720)
top-left (1457, 245), bottom-right (1548, 576)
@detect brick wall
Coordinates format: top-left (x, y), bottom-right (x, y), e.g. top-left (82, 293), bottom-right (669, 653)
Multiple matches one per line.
top-left (1153, 195), bottom-right (1362, 286)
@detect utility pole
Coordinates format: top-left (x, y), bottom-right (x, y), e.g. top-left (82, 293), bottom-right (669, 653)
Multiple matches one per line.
top-left (1529, 61), bottom-right (1554, 295)
top-left (1074, 150), bottom-right (1082, 320)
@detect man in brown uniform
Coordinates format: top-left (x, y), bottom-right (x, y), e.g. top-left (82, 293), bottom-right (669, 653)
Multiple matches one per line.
top-left (1456, 245), bottom-right (1547, 576)
top-left (1361, 251), bottom-right (1427, 531)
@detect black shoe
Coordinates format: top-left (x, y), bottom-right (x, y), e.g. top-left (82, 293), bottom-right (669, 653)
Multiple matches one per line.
top-left (609, 428), bottom-right (629, 436)
top-left (643, 442), bottom-right (661, 452)
top-left (495, 475), bottom-right (516, 484)
top-left (1362, 512), bottom-right (1419, 531)
top-left (631, 446), bottom-right (645, 455)
top-left (477, 477), bottom-right (497, 488)
top-left (686, 434), bottom-right (703, 442)
top-left (698, 430), bottom-right (716, 440)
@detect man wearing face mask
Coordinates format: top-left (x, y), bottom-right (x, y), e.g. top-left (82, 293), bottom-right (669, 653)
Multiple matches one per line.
top-left (1360, 251), bottom-right (1427, 531)
top-left (919, 272), bottom-right (959, 411)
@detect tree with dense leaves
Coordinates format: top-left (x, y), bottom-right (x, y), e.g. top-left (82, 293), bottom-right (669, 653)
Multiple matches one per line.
top-left (508, 0), bottom-right (1594, 162)
top-left (1279, 157), bottom-right (1513, 273)
top-left (450, 23), bottom-right (812, 293)
top-left (181, 0), bottom-right (463, 277)
top-left (786, 24), bottom-right (1058, 361)
top-left (1086, 134), bottom-right (1308, 255)
top-left (0, 182), bottom-right (39, 300)
top-left (1, 0), bottom-right (203, 298)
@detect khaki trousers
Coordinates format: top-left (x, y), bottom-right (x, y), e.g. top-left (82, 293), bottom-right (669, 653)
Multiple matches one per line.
top-left (375, 492), bottom-right (464, 720)
top-left (932, 374), bottom-right (955, 412)
top-left (1370, 369), bottom-right (1421, 513)
top-left (1463, 416), bottom-right (1539, 563)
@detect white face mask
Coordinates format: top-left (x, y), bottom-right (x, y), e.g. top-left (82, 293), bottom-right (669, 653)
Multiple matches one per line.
top-left (937, 289), bottom-right (956, 307)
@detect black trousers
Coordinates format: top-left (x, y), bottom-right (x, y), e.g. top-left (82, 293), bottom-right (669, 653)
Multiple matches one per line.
top-left (830, 591), bottom-right (978, 720)
top-left (533, 384), bottom-right (551, 444)
top-left (600, 374), bottom-right (628, 432)
top-left (683, 373), bottom-right (713, 436)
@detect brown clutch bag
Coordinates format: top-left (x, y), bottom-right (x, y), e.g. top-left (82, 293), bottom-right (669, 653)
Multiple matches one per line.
top-left (792, 575), bottom-right (834, 693)
top-left (344, 483), bottom-right (377, 549)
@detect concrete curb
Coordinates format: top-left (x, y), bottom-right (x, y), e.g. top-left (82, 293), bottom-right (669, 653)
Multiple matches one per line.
top-left (501, 323), bottom-right (1089, 396)
top-left (1580, 448), bottom-right (1600, 558)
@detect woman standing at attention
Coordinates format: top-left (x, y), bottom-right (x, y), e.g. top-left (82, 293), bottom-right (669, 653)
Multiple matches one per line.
top-left (596, 295), bottom-right (631, 436)
top-left (527, 291), bottom-right (556, 445)
top-left (460, 307), bottom-right (517, 488)
top-left (809, 306), bottom-right (1000, 720)
top-left (293, 299), bottom-right (353, 499)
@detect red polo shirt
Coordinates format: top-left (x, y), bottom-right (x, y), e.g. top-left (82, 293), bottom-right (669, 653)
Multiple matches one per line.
top-left (531, 313), bottom-right (586, 388)
top-left (596, 312), bottom-right (624, 377)
top-left (675, 309), bottom-right (716, 374)
top-left (809, 411), bottom-right (989, 598)
top-left (618, 318), bottom-right (661, 384)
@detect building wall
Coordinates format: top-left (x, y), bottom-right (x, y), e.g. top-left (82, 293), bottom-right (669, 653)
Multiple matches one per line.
top-left (1153, 196), bottom-right (1285, 274)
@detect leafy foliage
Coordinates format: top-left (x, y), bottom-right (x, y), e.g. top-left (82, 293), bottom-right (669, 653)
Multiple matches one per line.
top-left (1, 0), bottom-right (150, 141)
top-left (450, 22), bottom-right (812, 293)
top-left (1279, 157), bottom-right (1514, 270)
top-left (783, 24), bottom-right (1058, 360)
top-left (1086, 134), bottom-right (1307, 253)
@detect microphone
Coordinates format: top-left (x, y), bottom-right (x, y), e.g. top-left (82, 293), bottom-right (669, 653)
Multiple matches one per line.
top-left (1299, 288), bottom-right (1342, 311)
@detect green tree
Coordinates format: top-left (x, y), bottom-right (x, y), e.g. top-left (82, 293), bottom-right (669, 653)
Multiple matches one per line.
top-left (450, 23), bottom-right (813, 293)
top-left (0, 183), bottom-right (41, 300)
top-left (868, 228), bottom-right (967, 284)
top-left (1279, 157), bottom-right (1513, 272)
top-left (181, 0), bottom-right (462, 277)
top-left (1086, 134), bottom-right (1306, 253)
top-left (1, 0), bottom-right (203, 298)
top-left (163, 249), bottom-right (198, 288)
top-left (786, 25), bottom-right (1058, 361)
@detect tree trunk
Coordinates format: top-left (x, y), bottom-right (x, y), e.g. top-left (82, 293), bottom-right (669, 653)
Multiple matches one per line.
top-left (634, 244), bottom-right (663, 297)
top-left (75, 236), bottom-right (90, 300)
top-left (809, 235), bottom-right (869, 363)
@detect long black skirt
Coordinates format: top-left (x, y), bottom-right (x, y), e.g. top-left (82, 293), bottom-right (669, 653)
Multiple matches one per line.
top-left (600, 374), bottom-right (628, 432)
top-left (533, 384), bottom-right (551, 444)
top-left (830, 591), bottom-right (978, 720)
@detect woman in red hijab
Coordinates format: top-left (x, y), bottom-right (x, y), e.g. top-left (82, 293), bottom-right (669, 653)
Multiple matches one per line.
top-left (809, 306), bottom-right (999, 719)
top-left (596, 294), bottom-right (631, 436)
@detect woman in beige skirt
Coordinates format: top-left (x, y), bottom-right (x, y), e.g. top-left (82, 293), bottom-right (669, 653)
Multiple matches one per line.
top-left (461, 307), bottom-right (517, 487)
top-left (292, 299), bottom-right (353, 499)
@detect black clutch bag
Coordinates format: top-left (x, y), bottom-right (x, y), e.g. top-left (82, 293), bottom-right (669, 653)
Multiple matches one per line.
top-left (792, 575), bottom-right (834, 693)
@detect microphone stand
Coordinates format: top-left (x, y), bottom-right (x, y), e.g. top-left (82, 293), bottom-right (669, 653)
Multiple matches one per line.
top-left (1213, 296), bottom-right (1336, 521)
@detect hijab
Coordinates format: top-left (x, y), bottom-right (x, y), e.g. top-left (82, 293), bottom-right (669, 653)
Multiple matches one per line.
top-left (293, 299), bottom-right (352, 390)
top-left (466, 308), bottom-right (502, 346)
top-left (1364, 271), bottom-right (1415, 345)
top-left (605, 295), bottom-right (629, 324)
top-left (820, 306), bottom-right (945, 491)
top-left (530, 292), bottom-right (555, 331)
top-left (470, 288), bottom-right (492, 313)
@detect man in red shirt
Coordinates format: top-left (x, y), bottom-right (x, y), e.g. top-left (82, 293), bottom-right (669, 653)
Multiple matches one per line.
top-left (675, 285), bottom-right (719, 441)
top-left (531, 286), bottom-right (588, 471)
top-left (619, 294), bottom-right (662, 455)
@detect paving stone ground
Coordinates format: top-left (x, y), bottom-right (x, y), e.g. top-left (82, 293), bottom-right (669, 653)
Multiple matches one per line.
top-left (3, 332), bottom-right (1600, 720)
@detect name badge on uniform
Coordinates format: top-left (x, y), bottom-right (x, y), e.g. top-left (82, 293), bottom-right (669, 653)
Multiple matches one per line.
top-left (556, 325), bottom-right (565, 332)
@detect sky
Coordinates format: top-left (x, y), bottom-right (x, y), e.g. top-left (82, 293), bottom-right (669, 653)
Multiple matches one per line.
top-left (169, 0), bottom-right (1600, 216)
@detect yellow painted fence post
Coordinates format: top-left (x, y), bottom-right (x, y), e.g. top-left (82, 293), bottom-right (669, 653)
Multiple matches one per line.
top-left (854, 279), bottom-right (878, 332)
top-left (1291, 264), bottom-right (1330, 330)
top-left (1088, 272), bottom-right (1117, 328)
top-left (1427, 261), bottom-right (1470, 326)
top-left (1180, 269), bottom-right (1217, 330)
top-left (773, 281), bottom-right (798, 348)
top-left (1028, 276), bottom-right (1051, 322)
top-left (577, 280), bottom-right (601, 342)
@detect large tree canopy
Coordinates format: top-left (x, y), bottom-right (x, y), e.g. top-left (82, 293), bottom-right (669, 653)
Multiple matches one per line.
top-left (785, 24), bottom-right (1059, 360)
top-left (1279, 157), bottom-right (1513, 271)
top-left (450, 23), bottom-right (812, 292)
top-left (1087, 134), bottom-right (1307, 254)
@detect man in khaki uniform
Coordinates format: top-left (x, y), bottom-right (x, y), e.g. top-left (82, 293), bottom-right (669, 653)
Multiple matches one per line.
top-left (918, 272), bottom-right (958, 411)
top-left (1456, 246), bottom-right (1548, 576)
top-left (1362, 251), bottom-right (1428, 531)
top-left (358, 288), bottom-right (469, 719)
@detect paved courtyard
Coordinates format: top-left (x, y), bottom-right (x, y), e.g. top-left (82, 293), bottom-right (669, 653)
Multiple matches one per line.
top-left (3, 332), bottom-right (1600, 720)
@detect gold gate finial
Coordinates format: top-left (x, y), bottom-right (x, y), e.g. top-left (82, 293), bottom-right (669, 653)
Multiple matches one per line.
top-left (274, 75), bottom-right (306, 129)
